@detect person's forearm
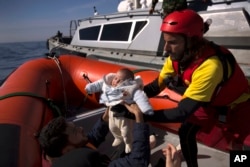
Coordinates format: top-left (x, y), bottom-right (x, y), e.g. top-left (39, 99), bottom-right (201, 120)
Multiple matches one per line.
top-left (145, 108), bottom-right (183, 122)
top-left (87, 118), bottom-right (109, 147)
top-left (145, 98), bottom-right (203, 122)
top-left (134, 112), bottom-right (143, 123)
top-left (108, 123), bottom-right (150, 167)
top-left (128, 123), bottom-right (150, 166)
top-left (143, 78), bottom-right (162, 98)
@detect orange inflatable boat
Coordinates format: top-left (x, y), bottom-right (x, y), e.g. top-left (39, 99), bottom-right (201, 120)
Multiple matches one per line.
top-left (0, 55), bottom-right (250, 167)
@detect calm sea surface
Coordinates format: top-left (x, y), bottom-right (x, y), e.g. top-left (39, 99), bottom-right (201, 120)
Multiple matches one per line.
top-left (0, 41), bottom-right (49, 83)
top-left (1, 41), bottom-right (250, 83)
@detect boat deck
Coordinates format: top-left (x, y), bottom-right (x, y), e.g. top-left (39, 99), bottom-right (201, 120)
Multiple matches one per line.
top-left (149, 130), bottom-right (229, 167)
top-left (69, 107), bottom-right (229, 167)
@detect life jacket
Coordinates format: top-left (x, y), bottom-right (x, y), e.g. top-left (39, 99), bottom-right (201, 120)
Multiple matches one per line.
top-left (172, 42), bottom-right (249, 106)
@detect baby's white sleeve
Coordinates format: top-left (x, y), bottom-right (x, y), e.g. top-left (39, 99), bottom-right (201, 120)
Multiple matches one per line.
top-left (85, 79), bottom-right (103, 94)
top-left (133, 90), bottom-right (154, 115)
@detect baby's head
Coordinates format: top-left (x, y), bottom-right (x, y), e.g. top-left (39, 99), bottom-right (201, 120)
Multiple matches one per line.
top-left (111, 68), bottom-right (134, 87)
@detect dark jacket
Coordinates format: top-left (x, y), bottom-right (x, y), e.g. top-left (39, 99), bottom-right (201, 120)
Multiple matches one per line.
top-left (108, 123), bottom-right (150, 167)
top-left (52, 118), bottom-right (150, 167)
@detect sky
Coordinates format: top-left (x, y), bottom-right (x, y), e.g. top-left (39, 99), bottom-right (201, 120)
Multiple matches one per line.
top-left (0, 0), bottom-right (120, 43)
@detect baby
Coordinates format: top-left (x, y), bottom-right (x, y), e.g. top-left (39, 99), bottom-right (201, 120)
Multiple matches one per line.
top-left (85, 68), bottom-right (154, 153)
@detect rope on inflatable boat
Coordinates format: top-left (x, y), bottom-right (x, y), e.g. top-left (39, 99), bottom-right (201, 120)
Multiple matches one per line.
top-left (0, 92), bottom-right (62, 117)
top-left (47, 54), bottom-right (68, 113)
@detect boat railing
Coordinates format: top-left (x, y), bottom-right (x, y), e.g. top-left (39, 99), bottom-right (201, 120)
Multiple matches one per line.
top-left (67, 107), bottom-right (107, 122)
top-left (76, 0), bottom-right (249, 23)
top-left (78, 9), bottom-right (161, 23)
top-left (189, 0), bottom-right (249, 13)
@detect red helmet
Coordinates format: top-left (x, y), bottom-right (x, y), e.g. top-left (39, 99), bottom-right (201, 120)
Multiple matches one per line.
top-left (161, 9), bottom-right (204, 38)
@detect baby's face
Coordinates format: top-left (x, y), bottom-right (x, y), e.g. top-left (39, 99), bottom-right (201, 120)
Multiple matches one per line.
top-left (111, 71), bottom-right (126, 87)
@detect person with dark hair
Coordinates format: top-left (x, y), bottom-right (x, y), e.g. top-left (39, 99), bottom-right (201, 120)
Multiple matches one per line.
top-left (38, 103), bottom-right (150, 167)
top-left (143, 9), bottom-right (250, 167)
top-left (38, 110), bottom-right (110, 166)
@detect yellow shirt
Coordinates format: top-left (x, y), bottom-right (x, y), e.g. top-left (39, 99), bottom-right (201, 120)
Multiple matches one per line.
top-left (159, 56), bottom-right (250, 105)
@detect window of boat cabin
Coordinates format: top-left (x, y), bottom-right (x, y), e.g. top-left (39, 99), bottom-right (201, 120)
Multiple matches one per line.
top-left (132, 21), bottom-right (147, 40)
top-left (79, 21), bottom-right (147, 41)
top-left (79, 25), bottom-right (100, 40)
top-left (100, 22), bottom-right (131, 41)
top-left (100, 21), bottom-right (147, 41)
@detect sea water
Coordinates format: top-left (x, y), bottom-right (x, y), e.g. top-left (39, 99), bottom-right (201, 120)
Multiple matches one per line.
top-left (1, 41), bottom-right (250, 83)
top-left (0, 41), bottom-right (48, 83)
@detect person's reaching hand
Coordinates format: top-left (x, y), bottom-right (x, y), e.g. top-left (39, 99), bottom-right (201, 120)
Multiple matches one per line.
top-left (123, 103), bottom-right (143, 123)
top-left (162, 143), bottom-right (181, 167)
top-left (102, 107), bottom-right (109, 122)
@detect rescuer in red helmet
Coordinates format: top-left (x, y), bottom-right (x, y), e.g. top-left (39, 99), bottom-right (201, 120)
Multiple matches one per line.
top-left (144, 9), bottom-right (250, 167)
